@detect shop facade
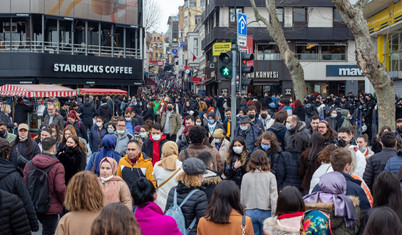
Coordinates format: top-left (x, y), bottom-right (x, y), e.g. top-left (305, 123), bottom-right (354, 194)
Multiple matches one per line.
top-left (0, 0), bottom-right (144, 95)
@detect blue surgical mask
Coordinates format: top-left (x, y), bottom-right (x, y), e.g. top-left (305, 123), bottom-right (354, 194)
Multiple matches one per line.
top-left (360, 147), bottom-right (366, 152)
top-left (261, 143), bottom-right (271, 150)
top-left (208, 119), bottom-right (215, 124)
top-left (116, 129), bottom-right (125, 135)
top-left (107, 128), bottom-right (114, 134)
top-left (139, 132), bottom-right (147, 138)
top-left (286, 123), bottom-right (292, 130)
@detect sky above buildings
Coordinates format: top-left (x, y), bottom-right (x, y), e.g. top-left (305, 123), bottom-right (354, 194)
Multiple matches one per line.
top-left (158, 0), bottom-right (184, 33)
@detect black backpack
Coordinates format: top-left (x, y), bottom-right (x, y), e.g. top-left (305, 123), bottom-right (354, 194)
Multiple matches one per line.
top-left (26, 161), bottom-right (59, 214)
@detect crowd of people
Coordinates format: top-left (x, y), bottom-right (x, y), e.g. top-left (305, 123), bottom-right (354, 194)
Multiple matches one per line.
top-left (0, 90), bottom-right (401, 235)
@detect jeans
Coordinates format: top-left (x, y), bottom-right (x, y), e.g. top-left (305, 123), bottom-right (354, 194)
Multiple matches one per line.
top-left (246, 209), bottom-right (271, 235)
top-left (37, 214), bottom-right (59, 235)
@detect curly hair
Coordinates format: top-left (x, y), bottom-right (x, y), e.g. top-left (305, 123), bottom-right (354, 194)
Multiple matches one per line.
top-left (62, 125), bottom-right (78, 143)
top-left (188, 125), bottom-right (207, 144)
top-left (0, 138), bottom-right (11, 159)
top-left (317, 144), bottom-right (338, 163)
top-left (64, 171), bottom-right (103, 212)
top-left (91, 203), bottom-right (141, 235)
top-left (176, 172), bottom-right (202, 188)
top-left (256, 131), bottom-right (280, 152)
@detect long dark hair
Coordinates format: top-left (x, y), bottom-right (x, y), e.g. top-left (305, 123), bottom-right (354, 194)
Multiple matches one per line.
top-left (363, 207), bottom-right (402, 235)
top-left (12, 129), bottom-right (34, 155)
top-left (372, 172), bottom-right (402, 221)
top-left (288, 132), bottom-right (309, 153)
top-left (319, 120), bottom-right (336, 142)
top-left (275, 186), bottom-right (305, 216)
top-left (308, 132), bottom-right (325, 160)
top-left (205, 181), bottom-right (244, 224)
top-left (226, 136), bottom-right (247, 165)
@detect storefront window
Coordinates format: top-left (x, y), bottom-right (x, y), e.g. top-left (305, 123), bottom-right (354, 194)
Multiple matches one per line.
top-left (229, 8), bottom-right (243, 23)
top-left (390, 33), bottom-right (402, 71)
top-left (73, 20), bottom-right (86, 54)
top-left (276, 8), bottom-right (284, 23)
top-left (44, 18), bottom-right (58, 53)
top-left (321, 45), bottom-right (346, 60)
top-left (293, 8), bottom-right (306, 26)
top-left (296, 44), bottom-right (318, 60)
top-left (257, 44), bottom-right (281, 60)
top-left (113, 27), bottom-right (124, 57)
top-left (88, 21), bottom-right (100, 56)
top-left (32, 15), bottom-right (43, 51)
top-left (59, 20), bottom-right (72, 54)
top-left (101, 24), bottom-right (112, 56)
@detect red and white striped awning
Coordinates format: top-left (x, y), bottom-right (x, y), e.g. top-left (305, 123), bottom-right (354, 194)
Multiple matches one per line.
top-left (0, 84), bottom-right (76, 98)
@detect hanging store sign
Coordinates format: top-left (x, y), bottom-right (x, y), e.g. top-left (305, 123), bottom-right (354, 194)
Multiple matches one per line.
top-left (326, 65), bottom-right (363, 77)
top-left (246, 70), bottom-right (279, 79)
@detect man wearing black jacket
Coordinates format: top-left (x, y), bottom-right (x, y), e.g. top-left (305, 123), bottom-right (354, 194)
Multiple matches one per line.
top-left (0, 138), bottom-right (39, 232)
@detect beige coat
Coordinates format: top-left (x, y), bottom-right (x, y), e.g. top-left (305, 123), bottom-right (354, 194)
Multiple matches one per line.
top-left (240, 170), bottom-right (278, 213)
top-left (100, 177), bottom-right (132, 211)
top-left (215, 138), bottom-right (230, 164)
top-left (55, 211), bottom-right (100, 235)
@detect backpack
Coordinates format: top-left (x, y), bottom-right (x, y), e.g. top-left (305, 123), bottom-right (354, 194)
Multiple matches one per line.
top-left (165, 188), bottom-right (200, 235)
top-left (26, 161), bottom-right (59, 214)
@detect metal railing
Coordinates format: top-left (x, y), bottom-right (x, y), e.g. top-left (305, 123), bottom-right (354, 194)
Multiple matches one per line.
top-left (0, 40), bottom-right (141, 59)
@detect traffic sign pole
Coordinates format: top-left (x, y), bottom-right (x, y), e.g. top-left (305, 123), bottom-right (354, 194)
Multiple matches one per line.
top-left (231, 47), bottom-right (237, 141)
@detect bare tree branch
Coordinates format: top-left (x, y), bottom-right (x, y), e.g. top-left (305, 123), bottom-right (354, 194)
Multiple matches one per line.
top-left (250, 0), bottom-right (307, 100)
top-left (144, 0), bottom-right (161, 32)
top-left (332, 0), bottom-right (395, 129)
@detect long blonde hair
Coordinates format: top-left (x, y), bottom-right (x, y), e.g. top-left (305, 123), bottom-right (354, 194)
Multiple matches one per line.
top-left (1, 104), bottom-right (10, 114)
top-left (64, 171), bottom-right (103, 212)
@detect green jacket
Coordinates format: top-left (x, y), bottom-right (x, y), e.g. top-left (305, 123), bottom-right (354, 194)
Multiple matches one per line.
top-left (160, 112), bottom-right (181, 136)
top-left (3, 132), bottom-right (16, 143)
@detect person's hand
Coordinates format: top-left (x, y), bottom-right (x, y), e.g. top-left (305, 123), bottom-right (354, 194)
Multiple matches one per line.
top-left (234, 159), bottom-right (241, 169)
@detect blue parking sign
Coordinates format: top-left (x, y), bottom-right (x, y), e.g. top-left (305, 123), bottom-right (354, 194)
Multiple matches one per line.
top-left (237, 13), bottom-right (247, 46)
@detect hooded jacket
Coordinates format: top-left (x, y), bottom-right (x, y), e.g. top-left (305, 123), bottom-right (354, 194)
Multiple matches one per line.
top-left (0, 189), bottom-right (31, 235)
top-left (0, 157), bottom-right (39, 232)
top-left (277, 149), bottom-right (303, 191)
top-left (263, 212), bottom-right (304, 235)
top-left (89, 124), bottom-right (107, 153)
top-left (135, 201), bottom-right (181, 235)
top-left (86, 134), bottom-right (122, 176)
top-left (97, 103), bottom-right (113, 122)
top-left (305, 196), bottom-right (362, 235)
top-left (99, 157), bottom-right (132, 210)
top-left (165, 182), bottom-right (208, 235)
top-left (23, 153), bottom-right (66, 215)
top-left (268, 122), bottom-right (287, 150)
top-left (116, 153), bottom-right (156, 191)
top-left (201, 169), bottom-right (222, 202)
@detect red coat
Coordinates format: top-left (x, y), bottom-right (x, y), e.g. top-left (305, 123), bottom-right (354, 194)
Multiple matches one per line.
top-left (24, 153), bottom-right (66, 215)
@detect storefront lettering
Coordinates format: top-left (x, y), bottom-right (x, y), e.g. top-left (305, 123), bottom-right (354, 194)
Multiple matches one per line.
top-left (247, 71), bottom-right (279, 79)
top-left (53, 63), bottom-right (133, 74)
top-left (338, 68), bottom-right (362, 76)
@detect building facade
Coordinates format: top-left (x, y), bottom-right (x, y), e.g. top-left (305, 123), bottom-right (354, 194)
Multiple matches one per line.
top-left (0, 0), bottom-right (144, 95)
top-left (201, 0), bottom-right (364, 97)
top-left (365, 0), bottom-right (402, 97)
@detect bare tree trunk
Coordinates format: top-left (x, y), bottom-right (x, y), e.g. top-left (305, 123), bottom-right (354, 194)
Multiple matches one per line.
top-left (250, 0), bottom-right (307, 101)
top-left (333, 0), bottom-right (396, 130)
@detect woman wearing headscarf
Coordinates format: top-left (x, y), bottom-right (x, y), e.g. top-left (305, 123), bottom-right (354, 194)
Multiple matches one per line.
top-left (98, 157), bottom-right (132, 210)
top-left (86, 135), bottom-right (122, 176)
top-left (153, 141), bottom-right (183, 210)
top-left (304, 171), bottom-right (362, 234)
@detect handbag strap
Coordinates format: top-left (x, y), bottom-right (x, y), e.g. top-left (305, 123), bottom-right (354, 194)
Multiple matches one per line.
top-left (241, 215), bottom-right (246, 235)
top-left (156, 166), bottom-right (182, 189)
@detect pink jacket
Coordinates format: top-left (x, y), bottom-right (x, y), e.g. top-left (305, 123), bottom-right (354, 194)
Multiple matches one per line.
top-left (135, 201), bottom-right (181, 235)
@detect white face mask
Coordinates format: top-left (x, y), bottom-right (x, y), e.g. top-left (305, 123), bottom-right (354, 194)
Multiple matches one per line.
top-left (240, 125), bottom-right (248, 131)
top-left (233, 146), bottom-right (243, 154)
top-left (196, 122), bottom-right (202, 126)
top-left (331, 113), bottom-right (337, 118)
top-left (96, 122), bottom-right (103, 127)
top-left (152, 135), bottom-right (161, 141)
top-left (19, 136), bottom-right (28, 141)
top-left (214, 138), bottom-right (221, 143)
top-left (286, 123), bottom-right (292, 130)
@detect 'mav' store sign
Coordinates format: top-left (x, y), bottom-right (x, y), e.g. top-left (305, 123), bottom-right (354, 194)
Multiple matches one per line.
top-left (326, 65), bottom-right (363, 77)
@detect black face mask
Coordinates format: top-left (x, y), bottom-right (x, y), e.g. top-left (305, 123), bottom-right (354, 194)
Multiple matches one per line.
top-left (338, 139), bottom-right (348, 148)
top-left (261, 114), bottom-right (267, 119)
top-left (397, 127), bottom-right (402, 134)
top-left (0, 129), bottom-right (5, 137)
top-left (248, 114), bottom-right (255, 119)
top-left (167, 106), bottom-right (173, 111)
